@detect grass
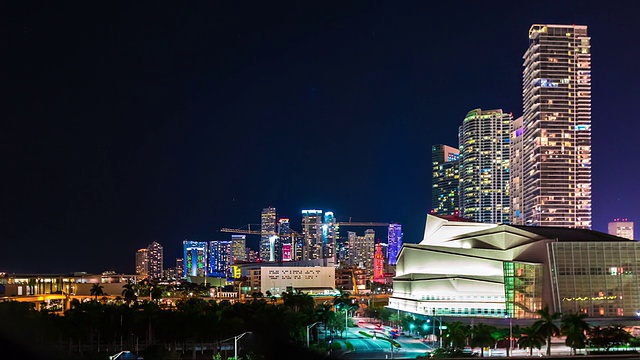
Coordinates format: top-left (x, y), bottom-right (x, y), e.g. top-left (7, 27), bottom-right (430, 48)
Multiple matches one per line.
top-left (357, 331), bottom-right (401, 348)
top-left (345, 341), bottom-right (354, 350)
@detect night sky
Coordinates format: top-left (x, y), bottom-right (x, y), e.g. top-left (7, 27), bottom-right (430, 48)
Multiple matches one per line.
top-left (3, 1), bottom-right (639, 274)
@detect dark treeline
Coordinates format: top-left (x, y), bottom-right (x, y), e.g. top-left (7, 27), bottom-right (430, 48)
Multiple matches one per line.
top-left (0, 289), bottom-right (339, 360)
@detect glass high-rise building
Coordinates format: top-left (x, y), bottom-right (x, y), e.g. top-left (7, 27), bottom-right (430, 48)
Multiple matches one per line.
top-left (517, 24), bottom-right (592, 228)
top-left (209, 240), bottom-right (232, 277)
top-left (231, 235), bottom-right (247, 263)
top-left (260, 207), bottom-right (277, 262)
top-left (431, 144), bottom-right (460, 216)
top-left (323, 211), bottom-right (337, 262)
top-left (387, 223), bottom-right (402, 265)
top-left (459, 108), bottom-right (511, 224)
top-left (302, 209), bottom-right (323, 260)
top-left (278, 218), bottom-right (293, 261)
top-left (147, 241), bottom-right (163, 280)
top-left (183, 240), bottom-right (207, 277)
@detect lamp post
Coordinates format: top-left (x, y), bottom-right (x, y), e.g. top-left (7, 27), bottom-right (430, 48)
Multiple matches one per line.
top-left (306, 322), bottom-right (321, 348)
top-left (504, 313), bottom-right (513, 357)
top-left (234, 331), bottom-right (252, 360)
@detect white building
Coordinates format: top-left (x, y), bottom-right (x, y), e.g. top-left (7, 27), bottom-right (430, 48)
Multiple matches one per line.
top-left (516, 24), bottom-right (592, 228)
top-left (608, 220), bottom-right (634, 240)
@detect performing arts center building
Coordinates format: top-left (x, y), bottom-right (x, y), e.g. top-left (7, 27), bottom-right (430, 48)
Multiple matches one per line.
top-left (388, 215), bottom-right (640, 324)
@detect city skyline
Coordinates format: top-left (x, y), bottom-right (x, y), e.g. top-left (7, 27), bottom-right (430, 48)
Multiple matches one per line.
top-left (3, 2), bottom-right (639, 273)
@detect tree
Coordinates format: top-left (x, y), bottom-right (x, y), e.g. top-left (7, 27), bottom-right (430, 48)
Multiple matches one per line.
top-left (588, 325), bottom-right (632, 352)
top-left (561, 312), bottom-right (590, 355)
top-left (470, 323), bottom-right (496, 357)
top-left (518, 325), bottom-right (544, 356)
top-left (532, 305), bottom-right (561, 356)
top-left (90, 283), bottom-right (104, 301)
top-left (442, 321), bottom-right (467, 350)
top-left (122, 283), bottom-right (137, 306)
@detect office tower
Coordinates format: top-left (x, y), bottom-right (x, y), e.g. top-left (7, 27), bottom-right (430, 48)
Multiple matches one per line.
top-left (231, 235), bottom-right (247, 263)
top-left (373, 243), bottom-right (385, 284)
top-left (431, 144), bottom-right (460, 215)
top-left (268, 235), bottom-right (282, 262)
top-left (510, 116), bottom-right (525, 224)
top-left (278, 219), bottom-right (292, 261)
top-left (323, 211), bottom-right (337, 261)
top-left (336, 235), bottom-right (349, 266)
top-left (302, 209), bottom-right (323, 260)
top-left (209, 240), bottom-right (233, 277)
top-left (608, 219), bottom-right (634, 240)
top-left (147, 241), bottom-right (163, 280)
top-left (135, 248), bottom-right (149, 279)
top-left (183, 240), bottom-right (207, 277)
top-left (387, 223), bottom-right (402, 265)
top-left (348, 229), bottom-right (375, 276)
top-left (519, 24), bottom-right (592, 228)
top-left (260, 207), bottom-right (277, 262)
top-left (459, 108), bottom-right (512, 224)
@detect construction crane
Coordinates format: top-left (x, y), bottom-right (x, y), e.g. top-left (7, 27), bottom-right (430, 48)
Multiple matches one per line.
top-left (220, 224), bottom-right (301, 237)
top-left (336, 221), bottom-right (389, 227)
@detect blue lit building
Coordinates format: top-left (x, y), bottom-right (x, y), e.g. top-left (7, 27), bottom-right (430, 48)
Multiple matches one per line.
top-left (387, 223), bottom-right (402, 265)
top-left (209, 240), bottom-right (233, 277)
top-left (323, 211), bottom-right (337, 262)
top-left (183, 240), bottom-right (207, 277)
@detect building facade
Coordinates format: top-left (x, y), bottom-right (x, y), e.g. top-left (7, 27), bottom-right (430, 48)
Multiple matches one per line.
top-left (459, 108), bottom-right (511, 224)
top-left (387, 223), bottom-right (403, 266)
top-left (231, 235), bottom-right (247, 263)
top-left (389, 214), bottom-right (639, 322)
top-left (509, 116), bottom-right (525, 224)
top-left (278, 219), bottom-right (293, 261)
top-left (302, 209), bottom-right (323, 261)
top-left (323, 211), bottom-right (337, 263)
top-left (183, 240), bottom-right (207, 277)
top-left (135, 248), bottom-right (149, 279)
top-left (431, 144), bottom-right (460, 216)
top-left (347, 229), bottom-right (375, 276)
top-left (260, 207), bottom-right (277, 262)
top-left (147, 241), bottom-right (163, 280)
top-left (518, 24), bottom-right (592, 228)
top-left (608, 220), bottom-right (634, 240)
top-left (209, 240), bottom-right (232, 277)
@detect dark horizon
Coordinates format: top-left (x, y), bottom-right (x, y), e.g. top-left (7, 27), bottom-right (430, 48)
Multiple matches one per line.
top-left (3, 1), bottom-right (639, 274)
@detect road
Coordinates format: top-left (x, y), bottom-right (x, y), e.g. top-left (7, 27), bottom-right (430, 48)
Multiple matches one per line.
top-left (330, 320), bottom-right (431, 359)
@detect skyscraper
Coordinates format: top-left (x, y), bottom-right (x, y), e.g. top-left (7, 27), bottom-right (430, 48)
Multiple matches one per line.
top-left (323, 211), bottom-right (337, 262)
top-left (183, 240), bottom-right (207, 277)
top-left (147, 241), bottom-right (163, 280)
top-left (231, 235), bottom-right (247, 263)
top-left (348, 229), bottom-right (375, 276)
top-left (387, 223), bottom-right (402, 265)
top-left (510, 116), bottom-right (525, 224)
top-left (431, 144), bottom-right (460, 216)
top-left (302, 209), bottom-right (323, 260)
top-left (135, 248), bottom-right (149, 279)
top-left (278, 218), bottom-right (292, 261)
top-left (260, 207), bottom-right (277, 262)
top-left (608, 219), bottom-right (634, 240)
top-left (518, 24), bottom-right (592, 228)
top-left (459, 108), bottom-right (511, 224)
top-left (209, 240), bottom-right (232, 277)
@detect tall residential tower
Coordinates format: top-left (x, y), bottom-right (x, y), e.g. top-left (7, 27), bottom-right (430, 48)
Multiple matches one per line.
top-left (517, 24), bottom-right (592, 228)
top-left (431, 144), bottom-right (460, 216)
top-left (459, 108), bottom-right (511, 224)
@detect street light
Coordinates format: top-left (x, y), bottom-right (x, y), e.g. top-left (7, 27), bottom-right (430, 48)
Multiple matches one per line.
top-left (306, 322), bottom-right (321, 348)
top-left (234, 331), bottom-right (252, 360)
top-left (504, 313), bottom-right (513, 357)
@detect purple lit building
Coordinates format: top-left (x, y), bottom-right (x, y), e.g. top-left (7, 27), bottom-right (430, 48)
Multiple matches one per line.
top-left (387, 223), bottom-right (402, 265)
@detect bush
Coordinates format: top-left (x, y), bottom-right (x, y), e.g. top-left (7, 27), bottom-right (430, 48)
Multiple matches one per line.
top-left (345, 341), bottom-right (355, 351)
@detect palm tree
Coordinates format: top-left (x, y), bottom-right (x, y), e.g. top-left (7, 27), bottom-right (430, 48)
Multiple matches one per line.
top-left (561, 312), bottom-right (590, 355)
top-left (470, 323), bottom-right (496, 357)
top-left (122, 283), bottom-right (137, 306)
top-left (588, 324), bottom-right (632, 352)
top-left (443, 321), bottom-right (467, 350)
top-left (90, 283), bottom-right (104, 301)
top-left (532, 305), bottom-right (561, 356)
top-left (518, 325), bottom-right (544, 356)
